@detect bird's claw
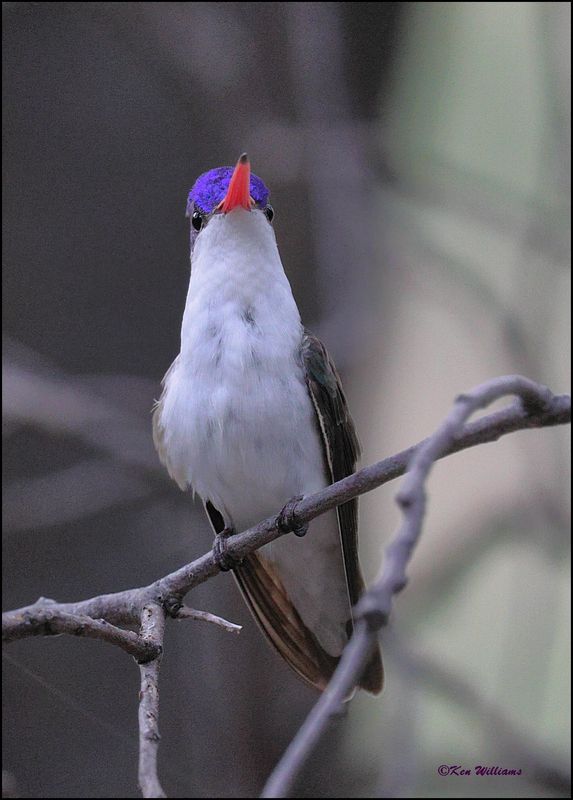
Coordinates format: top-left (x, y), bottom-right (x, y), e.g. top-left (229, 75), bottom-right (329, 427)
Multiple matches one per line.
top-left (277, 496), bottom-right (308, 538)
top-left (213, 527), bottom-right (242, 571)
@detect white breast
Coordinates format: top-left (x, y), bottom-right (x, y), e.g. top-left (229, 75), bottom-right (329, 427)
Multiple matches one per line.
top-left (157, 210), bottom-right (326, 528)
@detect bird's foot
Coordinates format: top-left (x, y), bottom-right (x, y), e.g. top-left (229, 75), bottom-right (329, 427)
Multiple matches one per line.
top-left (213, 527), bottom-right (242, 572)
top-left (277, 495), bottom-right (308, 538)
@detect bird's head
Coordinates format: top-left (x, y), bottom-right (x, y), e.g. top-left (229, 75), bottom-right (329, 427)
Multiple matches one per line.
top-left (186, 154), bottom-right (275, 254)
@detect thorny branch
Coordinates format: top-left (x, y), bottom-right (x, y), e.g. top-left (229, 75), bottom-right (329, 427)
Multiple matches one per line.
top-left (2, 376), bottom-right (571, 798)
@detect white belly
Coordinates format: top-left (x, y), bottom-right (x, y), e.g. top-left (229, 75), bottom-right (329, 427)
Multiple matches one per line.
top-left (159, 309), bottom-right (326, 529)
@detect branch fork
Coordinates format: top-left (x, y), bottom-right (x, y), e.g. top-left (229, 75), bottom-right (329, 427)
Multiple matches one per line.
top-left (2, 376), bottom-right (570, 799)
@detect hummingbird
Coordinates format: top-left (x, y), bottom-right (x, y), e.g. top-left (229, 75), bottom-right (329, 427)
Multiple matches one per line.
top-left (153, 154), bottom-right (383, 694)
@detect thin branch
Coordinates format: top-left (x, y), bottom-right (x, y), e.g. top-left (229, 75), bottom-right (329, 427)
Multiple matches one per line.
top-left (172, 605), bottom-right (242, 634)
top-left (138, 603), bottom-right (166, 799)
top-left (1, 604), bottom-right (160, 662)
top-left (262, 620), bottom-right (377, 799)
top-left (3, 380), bottom-right (570, 636)
top-left (261, 375), bottom-right (569, 798)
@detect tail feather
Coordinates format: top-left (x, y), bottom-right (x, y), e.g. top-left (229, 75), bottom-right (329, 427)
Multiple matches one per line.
top-left (234, 552), bottom-right (383, 695)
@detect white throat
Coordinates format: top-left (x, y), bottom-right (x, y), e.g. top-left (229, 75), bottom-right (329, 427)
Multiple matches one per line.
top-left (180, 209), bottom-right (301, 363)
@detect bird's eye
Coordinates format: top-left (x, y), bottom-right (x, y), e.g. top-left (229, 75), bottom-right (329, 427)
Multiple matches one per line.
top-left (264, 205), bottom-right (274, 223)
top-left (191, 211), bottom-right (204, 231)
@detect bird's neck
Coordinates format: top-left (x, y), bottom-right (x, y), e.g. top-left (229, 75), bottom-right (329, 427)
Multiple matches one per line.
top-left (179, 212), bottom-right (302, 363)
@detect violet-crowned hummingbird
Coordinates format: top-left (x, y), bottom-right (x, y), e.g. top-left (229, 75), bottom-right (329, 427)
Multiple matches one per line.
top-left (153, 154), bottom-right (383, 694)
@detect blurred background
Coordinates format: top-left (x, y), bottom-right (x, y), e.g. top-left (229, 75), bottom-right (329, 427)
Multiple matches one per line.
top-left (2, 2), bottom-right (571, 797)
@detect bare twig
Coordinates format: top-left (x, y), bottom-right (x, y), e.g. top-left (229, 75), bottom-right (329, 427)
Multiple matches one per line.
top-left (1, 604), bottom-right (160, 663)
top-left (2, 376), bottom-right (570, 799)
top-left (138, 603), bottom-right (166, 799)
top-left (261, 376), bottom-right (569, 798)
top-left (172, 605), bottom-right (242, 634)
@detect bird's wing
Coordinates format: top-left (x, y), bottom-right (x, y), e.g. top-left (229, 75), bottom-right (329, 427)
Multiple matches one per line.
top-left (300, 329), bottom-right (383, 693)
top-left (206, 331), bottom-right (383, 694)
top-left (300, 330), bottom-right (362, 601)
top-left (152, 356), bottom-right (188, 490)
